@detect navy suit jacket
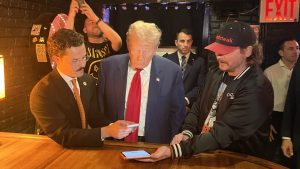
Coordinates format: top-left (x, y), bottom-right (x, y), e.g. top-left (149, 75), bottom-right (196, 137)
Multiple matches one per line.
top-left (164, 52), bottom-right (206, 106)
top-left (98, 54), bottom-right (186, 144)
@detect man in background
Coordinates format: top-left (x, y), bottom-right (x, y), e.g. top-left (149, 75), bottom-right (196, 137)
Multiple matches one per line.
top-left (98, 20), bottom-right (186, 144)
top-left (264, 38), bottom-right (299, 167)
top-left (30, 29), bottom-right (133, 147)
top-left (65, 0), bottom-right (122, 79)
top-left (164, 28), bottom-right (206, 110)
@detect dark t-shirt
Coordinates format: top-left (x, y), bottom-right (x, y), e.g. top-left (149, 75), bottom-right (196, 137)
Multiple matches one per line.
top-left (84, 41), bottom-right (116, 79)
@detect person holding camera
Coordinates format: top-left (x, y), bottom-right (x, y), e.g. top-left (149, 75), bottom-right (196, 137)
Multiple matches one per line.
top-left (65, 0), bottom-right (122, 79)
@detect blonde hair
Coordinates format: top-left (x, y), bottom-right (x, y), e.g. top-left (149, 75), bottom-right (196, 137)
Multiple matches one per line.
top-left (126, 20), bottom-right (162, 47)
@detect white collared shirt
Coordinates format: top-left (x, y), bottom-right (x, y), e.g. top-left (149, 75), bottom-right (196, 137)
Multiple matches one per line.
top-left (177, 51), bottom-right (190, 67)
top-left (125, 60), bottom-right (152, 136)
top-left (264, 59), bottom-right (293, 112)
top-left (57, 68), bottom-right (80, 95)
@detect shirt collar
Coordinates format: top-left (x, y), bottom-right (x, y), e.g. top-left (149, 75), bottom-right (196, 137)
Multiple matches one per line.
top-left (279, 59), bottom-right (291, 70)
top-left (128, 60), bottom-right (152, 74)
top-left (57, 67), bottom-right (75, 83)
top-left (177, 51), bottom-right (190, 61)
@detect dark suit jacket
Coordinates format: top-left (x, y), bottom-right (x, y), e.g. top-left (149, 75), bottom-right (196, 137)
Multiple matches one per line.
top-left (98, 54), bottom-right (186, 144)
top-left (30, 69), bottom-right (108, 147)
top-left (282, 59), bottom-right (300, 151)
top-left (164, 52), bottom-right (206, 106)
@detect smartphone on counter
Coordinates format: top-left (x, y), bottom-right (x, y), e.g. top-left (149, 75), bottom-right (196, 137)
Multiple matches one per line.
top-left (76, 0), bottom-right (84, 7)
top-left (121, 150), bottom-right (151, 160)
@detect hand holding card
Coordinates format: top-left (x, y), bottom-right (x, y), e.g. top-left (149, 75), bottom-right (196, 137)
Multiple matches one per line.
top-left (127, 123), bottom-right (139, 128)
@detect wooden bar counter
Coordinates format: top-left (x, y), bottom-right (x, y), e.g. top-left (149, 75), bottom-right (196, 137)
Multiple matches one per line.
top-left (0, 132), bottom-right (287, 169)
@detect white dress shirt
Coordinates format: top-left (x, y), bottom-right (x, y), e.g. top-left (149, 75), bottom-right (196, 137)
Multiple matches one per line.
top-left (264, 59), bottom-right (293, 112)
top-left (177, 51), bottom-right (190, 67)
top-left (125, 61), bottom-right (152, 136)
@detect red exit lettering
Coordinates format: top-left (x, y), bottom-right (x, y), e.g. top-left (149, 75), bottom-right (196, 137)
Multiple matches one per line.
top-left (265, 0), bottom-right (297, 19)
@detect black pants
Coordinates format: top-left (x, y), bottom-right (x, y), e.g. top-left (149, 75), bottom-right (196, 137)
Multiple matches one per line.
top-left (290, 152), bottom-right (299, 169)
top-left (266, 111), bottom-right (291, 167)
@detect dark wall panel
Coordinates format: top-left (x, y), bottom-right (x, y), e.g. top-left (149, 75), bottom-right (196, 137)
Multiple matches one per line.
top-left (261, 22), bottom-right (300, 69)
top-left (109, 3), bottom-right (204, 54)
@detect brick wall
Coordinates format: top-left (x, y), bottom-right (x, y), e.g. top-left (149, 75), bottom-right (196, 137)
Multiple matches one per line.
top-left (0, 0), bottom-right (69, 133)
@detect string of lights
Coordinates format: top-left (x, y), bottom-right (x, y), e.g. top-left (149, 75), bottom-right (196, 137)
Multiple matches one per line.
top-left (104, 2), bottom-right (203, 11)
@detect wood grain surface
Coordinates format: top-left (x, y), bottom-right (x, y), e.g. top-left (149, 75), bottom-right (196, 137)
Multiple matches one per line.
top-left (0, 132), bottom-right (287, 169)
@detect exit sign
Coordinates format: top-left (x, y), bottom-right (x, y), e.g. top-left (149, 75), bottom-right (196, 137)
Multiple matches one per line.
top-left (260, 0), bottom-right (300, 23)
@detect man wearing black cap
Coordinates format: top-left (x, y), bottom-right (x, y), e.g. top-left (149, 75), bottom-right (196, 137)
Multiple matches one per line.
top-left (138, 21), bottom-right (274, 162)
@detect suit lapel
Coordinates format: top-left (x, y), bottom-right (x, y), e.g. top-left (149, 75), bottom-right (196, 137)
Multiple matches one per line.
top-left (183, 53), bottom-right (196, 81)
top-left (171, 53), bottom-right (180, 65)
top-left (52, 69), bottom-right (78, 113)
top-left (77, 76), bottom-right (89, 112)
top-left (116, 55), bottom-right (129, 120)
top-left (145, 56), bottom-right (162, 133)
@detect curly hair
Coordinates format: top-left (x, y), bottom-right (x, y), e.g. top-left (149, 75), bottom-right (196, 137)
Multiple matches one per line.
top-left (242, 43), bottom-right (263, 67)
top-left (47, 28), bottom-right (84, 57)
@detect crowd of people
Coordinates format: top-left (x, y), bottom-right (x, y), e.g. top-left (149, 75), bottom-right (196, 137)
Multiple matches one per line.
top-left (29, 0), bottom-right (300, 168)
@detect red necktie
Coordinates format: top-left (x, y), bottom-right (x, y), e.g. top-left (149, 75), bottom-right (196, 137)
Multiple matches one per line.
top-left (125, 69), bottom-right (142, 142)
top-left (71, 79), bottom-right (87, 129)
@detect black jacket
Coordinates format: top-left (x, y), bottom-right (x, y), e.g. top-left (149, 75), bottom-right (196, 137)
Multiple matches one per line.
top-left (282, 59), bottom-right (300, 151)
top-left (164, 52), bottom-right (206, 107)
top-left (171, 65), bottom-right (273, 159)
top-left (30, 69), bottom-right (109, 147)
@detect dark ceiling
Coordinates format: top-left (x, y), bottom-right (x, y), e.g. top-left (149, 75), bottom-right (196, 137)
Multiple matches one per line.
top-left (45, 0), bottom-right (259, 21)
top-left (48, 0), bottom-right (259, 8)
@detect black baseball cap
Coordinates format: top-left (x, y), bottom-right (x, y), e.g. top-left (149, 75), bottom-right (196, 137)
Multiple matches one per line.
top-left (205, 21), bottom-right (257, 55)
